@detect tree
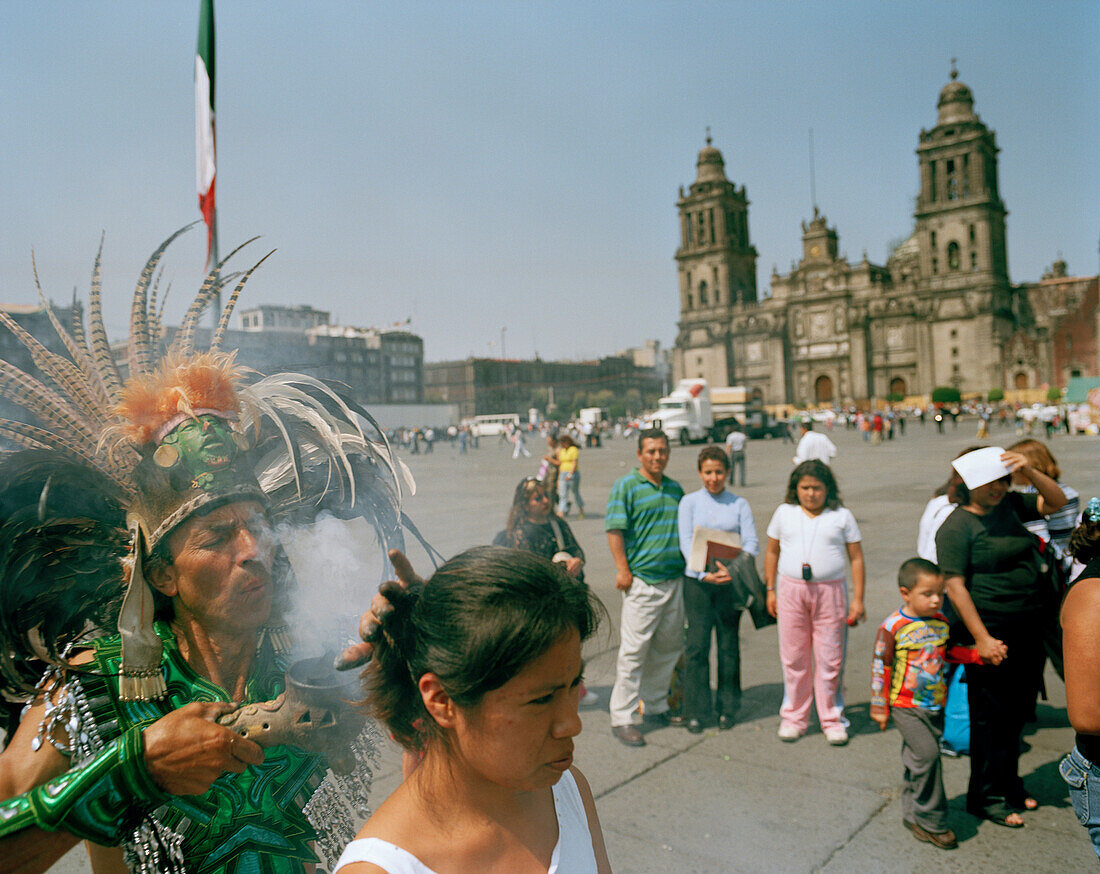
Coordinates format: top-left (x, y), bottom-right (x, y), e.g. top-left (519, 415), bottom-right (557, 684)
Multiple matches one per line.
top-left (1046, 386), bottom-right (1063, 402)
top-left (987, 388), bottom-right (1004, 403)
top-left (931, 386), bottom-right (962, 404)
top-left (885, 392), bottom-right (905, 403)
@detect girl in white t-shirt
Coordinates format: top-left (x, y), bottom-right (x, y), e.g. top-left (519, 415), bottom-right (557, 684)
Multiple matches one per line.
top-left (764, 460), bottom-right (866, 745)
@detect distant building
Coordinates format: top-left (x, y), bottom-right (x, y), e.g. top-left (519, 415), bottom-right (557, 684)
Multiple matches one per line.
top-left (1013, 262), bottom-right (1100, 388)
top-left (239, 304), bottom-right (330, 333)
top-left (109, 304), bottom-right (423, 408)
top-left (424, 356), bottom-right (662, 419)
top-left (673, 65), bottom-right (1098, 405)
top-left (617, 339), bottom-right (666, 370)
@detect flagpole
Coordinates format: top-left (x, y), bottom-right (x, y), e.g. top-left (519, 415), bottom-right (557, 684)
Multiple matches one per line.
top-left (196, 0), bottom-right (219, 325)
top-left (210, 206), bottom-right (220, 327)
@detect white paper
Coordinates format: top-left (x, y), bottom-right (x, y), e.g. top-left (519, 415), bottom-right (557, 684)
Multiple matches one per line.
top-left (687, 526), bottom-right (742, 574)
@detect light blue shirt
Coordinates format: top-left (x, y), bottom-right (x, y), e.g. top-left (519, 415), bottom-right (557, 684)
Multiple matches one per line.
top-left (677, 488), bottom-right (759, 580)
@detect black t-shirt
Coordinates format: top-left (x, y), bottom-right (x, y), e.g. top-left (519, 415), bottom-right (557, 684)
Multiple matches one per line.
top-left (935, 491), bottom-right (1044, 618)
top-left (492, 517), bottom-right (585, 582)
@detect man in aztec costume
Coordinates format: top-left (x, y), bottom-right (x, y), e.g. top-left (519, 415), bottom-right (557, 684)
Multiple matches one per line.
top-left (0, 228), bottom-right (431, 873)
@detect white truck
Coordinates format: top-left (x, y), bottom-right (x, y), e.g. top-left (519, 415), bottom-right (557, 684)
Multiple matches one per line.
top-left (647, 379), bottom-right (714, 444)
top-left (578, 407), bottom-right (606, 427)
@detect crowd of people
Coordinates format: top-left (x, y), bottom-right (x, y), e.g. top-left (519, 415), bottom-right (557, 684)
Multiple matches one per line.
top-left (0, 243), bottom-right (1094, 874)
top-left (496, 420), bottom-right (1097, 859)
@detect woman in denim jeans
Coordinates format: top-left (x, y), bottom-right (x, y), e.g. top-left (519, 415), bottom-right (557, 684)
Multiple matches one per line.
top-left (1062, 500), bottom-right (1100, 860)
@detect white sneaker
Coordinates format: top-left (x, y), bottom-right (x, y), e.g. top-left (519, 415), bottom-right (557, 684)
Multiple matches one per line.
top-left (825, 728), bottom-right (849, 746)
top-left (777, 724), bottom-right (802, 742)
top-left (580, 690), bottom-right (599, 706)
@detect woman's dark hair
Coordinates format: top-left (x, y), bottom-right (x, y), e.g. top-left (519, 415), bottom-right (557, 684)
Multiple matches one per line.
top-left (558, 434), bottom-right (574, 448)
top-left (365, 546), bottom-right (602, 750)
top-left (934, 445), bottom-right (985, 501)
top-left (1068, 517), bottom-right (1100, 563)
top-left (697, 445), bottom-right (729, 471)
top-left (504, 477), bottom-right (547, 534)
top-left (784, 460), bottom-right (841, 510)
top-left (954, 474), bottom-right (1010, 506)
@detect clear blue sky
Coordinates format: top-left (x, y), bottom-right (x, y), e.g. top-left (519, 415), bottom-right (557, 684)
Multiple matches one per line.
top-left (2, 2), bottom-right (1097, 363)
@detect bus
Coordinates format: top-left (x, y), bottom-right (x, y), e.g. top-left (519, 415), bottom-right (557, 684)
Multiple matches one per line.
top-left (461, 413), bottom-right (521, 437)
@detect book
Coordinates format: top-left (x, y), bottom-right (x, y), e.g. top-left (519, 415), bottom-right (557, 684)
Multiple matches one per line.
top-left (687, 526), bottom-right (742, 575)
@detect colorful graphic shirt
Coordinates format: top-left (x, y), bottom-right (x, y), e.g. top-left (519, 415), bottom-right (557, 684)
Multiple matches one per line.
top-left (870, 609), bottom-right (980, 716)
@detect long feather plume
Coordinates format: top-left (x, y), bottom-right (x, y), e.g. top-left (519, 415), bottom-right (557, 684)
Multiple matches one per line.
top-left (128, 225), bottom-right (194, 377)
top-left (211, 249), bottom-right (275, 351)
top-left (147, 267), bottom-right (163, 346)
top-left (0, 312), bottom-right (105, 427)
top-left (171, 237), bottom-right (258, 357)
top-left (0, 360), bottom-right (99, 448)
top-left (29, 258), bottom-right (113, 414)
top-left (155, 280), bottom-right (172, 336)
top-left (0, 420), bottom-right (132, 494)
top-left (87, 235), bottom-right (123, 403)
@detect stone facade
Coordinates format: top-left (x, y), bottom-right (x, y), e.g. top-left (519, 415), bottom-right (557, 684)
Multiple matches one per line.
top-left (673, 66), bottom-right (1096, 406)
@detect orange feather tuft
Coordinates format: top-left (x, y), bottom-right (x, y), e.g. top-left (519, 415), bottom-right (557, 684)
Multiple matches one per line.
top-left (115, 351), bottom-right (242, 446)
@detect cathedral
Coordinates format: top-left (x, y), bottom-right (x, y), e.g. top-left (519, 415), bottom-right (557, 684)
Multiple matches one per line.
top-left (672, 65), bottom-right (1094, 407)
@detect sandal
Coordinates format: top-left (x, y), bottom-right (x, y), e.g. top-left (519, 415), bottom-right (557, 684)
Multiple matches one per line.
top-left (1007, 789), bottom-right (1039, 811)
top-left (967, 805), bottom-right (1025, 828)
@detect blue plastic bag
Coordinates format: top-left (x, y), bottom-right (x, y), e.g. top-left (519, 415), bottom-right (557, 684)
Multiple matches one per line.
top-left (941, 663), bottom-right (970, 756)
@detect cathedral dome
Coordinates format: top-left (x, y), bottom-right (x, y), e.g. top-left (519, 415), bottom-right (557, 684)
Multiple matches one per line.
top-left (695, 132), bottom-right (728, 183)
top-left (892, 232), bottom-right (919, 260)
top-left (936, 61), bottom-right (977, 125)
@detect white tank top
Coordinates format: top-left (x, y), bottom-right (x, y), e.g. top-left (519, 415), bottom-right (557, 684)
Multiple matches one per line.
top-left (332, 770), bottom-right (598, 873)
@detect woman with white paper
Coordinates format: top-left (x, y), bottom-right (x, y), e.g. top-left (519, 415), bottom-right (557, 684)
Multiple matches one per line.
top-left (935, 446), bottom-right (1066, 828)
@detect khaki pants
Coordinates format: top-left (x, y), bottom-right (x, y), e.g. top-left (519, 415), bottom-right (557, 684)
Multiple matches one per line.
top-left (609, 576), bottom-right (685, 727)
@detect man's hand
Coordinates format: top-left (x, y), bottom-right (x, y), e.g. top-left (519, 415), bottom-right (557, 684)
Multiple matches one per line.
top-left (766, 590), bottom-right (778, 618)
top-left (615, 568), bottom-right (634, 591)
top-left (976, 635), bottom-right (1008, 666)
top-left (846, 599), bottom-right (866, 626)
top-left (143, 702), bottom-right (264, 796)
top-left (335, 549), bottom-right (424, 670)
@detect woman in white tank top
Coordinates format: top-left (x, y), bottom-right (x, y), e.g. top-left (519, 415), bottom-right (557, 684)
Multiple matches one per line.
top-left (333, 546), bottom-right (612, 874)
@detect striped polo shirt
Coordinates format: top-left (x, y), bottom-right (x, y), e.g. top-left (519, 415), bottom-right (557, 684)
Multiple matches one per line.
top-left (605, 469), bottom-right (685, 583)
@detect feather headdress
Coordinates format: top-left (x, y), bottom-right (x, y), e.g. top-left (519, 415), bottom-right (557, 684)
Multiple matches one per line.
top-left (0, 227), bottom-right (424, 698)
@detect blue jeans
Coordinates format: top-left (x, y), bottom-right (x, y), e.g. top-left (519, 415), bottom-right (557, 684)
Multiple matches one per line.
top-left (1061, 746), bottom-right (1100, 860)
top-left (557, 471), bottom-right (583, 515)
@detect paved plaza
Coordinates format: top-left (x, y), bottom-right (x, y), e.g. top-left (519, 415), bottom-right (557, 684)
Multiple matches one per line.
top-left (52, 420), bottom-right (1095, 872)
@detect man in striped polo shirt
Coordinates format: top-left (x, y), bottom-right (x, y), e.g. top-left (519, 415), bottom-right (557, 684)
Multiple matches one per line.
top-left (606, 428), bottom-right (686, 746)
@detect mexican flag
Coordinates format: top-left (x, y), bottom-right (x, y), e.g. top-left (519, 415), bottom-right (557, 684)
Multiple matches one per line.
top-left (195, 0), bottom-right (216, 266)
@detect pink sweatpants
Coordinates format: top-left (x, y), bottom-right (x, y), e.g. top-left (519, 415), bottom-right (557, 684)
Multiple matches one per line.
top-left (776, 574), bottom-right (848, 732)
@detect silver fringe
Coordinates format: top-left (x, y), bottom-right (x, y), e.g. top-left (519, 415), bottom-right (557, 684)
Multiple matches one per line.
top-left (303, 720), bottom-right (382, 872)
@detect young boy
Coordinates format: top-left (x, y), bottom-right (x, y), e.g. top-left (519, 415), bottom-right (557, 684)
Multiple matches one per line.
top-left (871, 558), bottom-right (984, 850)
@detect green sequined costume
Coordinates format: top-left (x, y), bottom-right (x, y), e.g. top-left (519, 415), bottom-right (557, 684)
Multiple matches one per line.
top-left (0, 624), bottom-right (373, 874)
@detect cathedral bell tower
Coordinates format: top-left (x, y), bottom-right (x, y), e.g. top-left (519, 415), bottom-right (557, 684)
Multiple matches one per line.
top-left (914, 62), bottom-right (1009, 292)
top-left (913, 62), bottom-right (1014, 394)
top-left (673, 133), bottom-right (758, 383)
